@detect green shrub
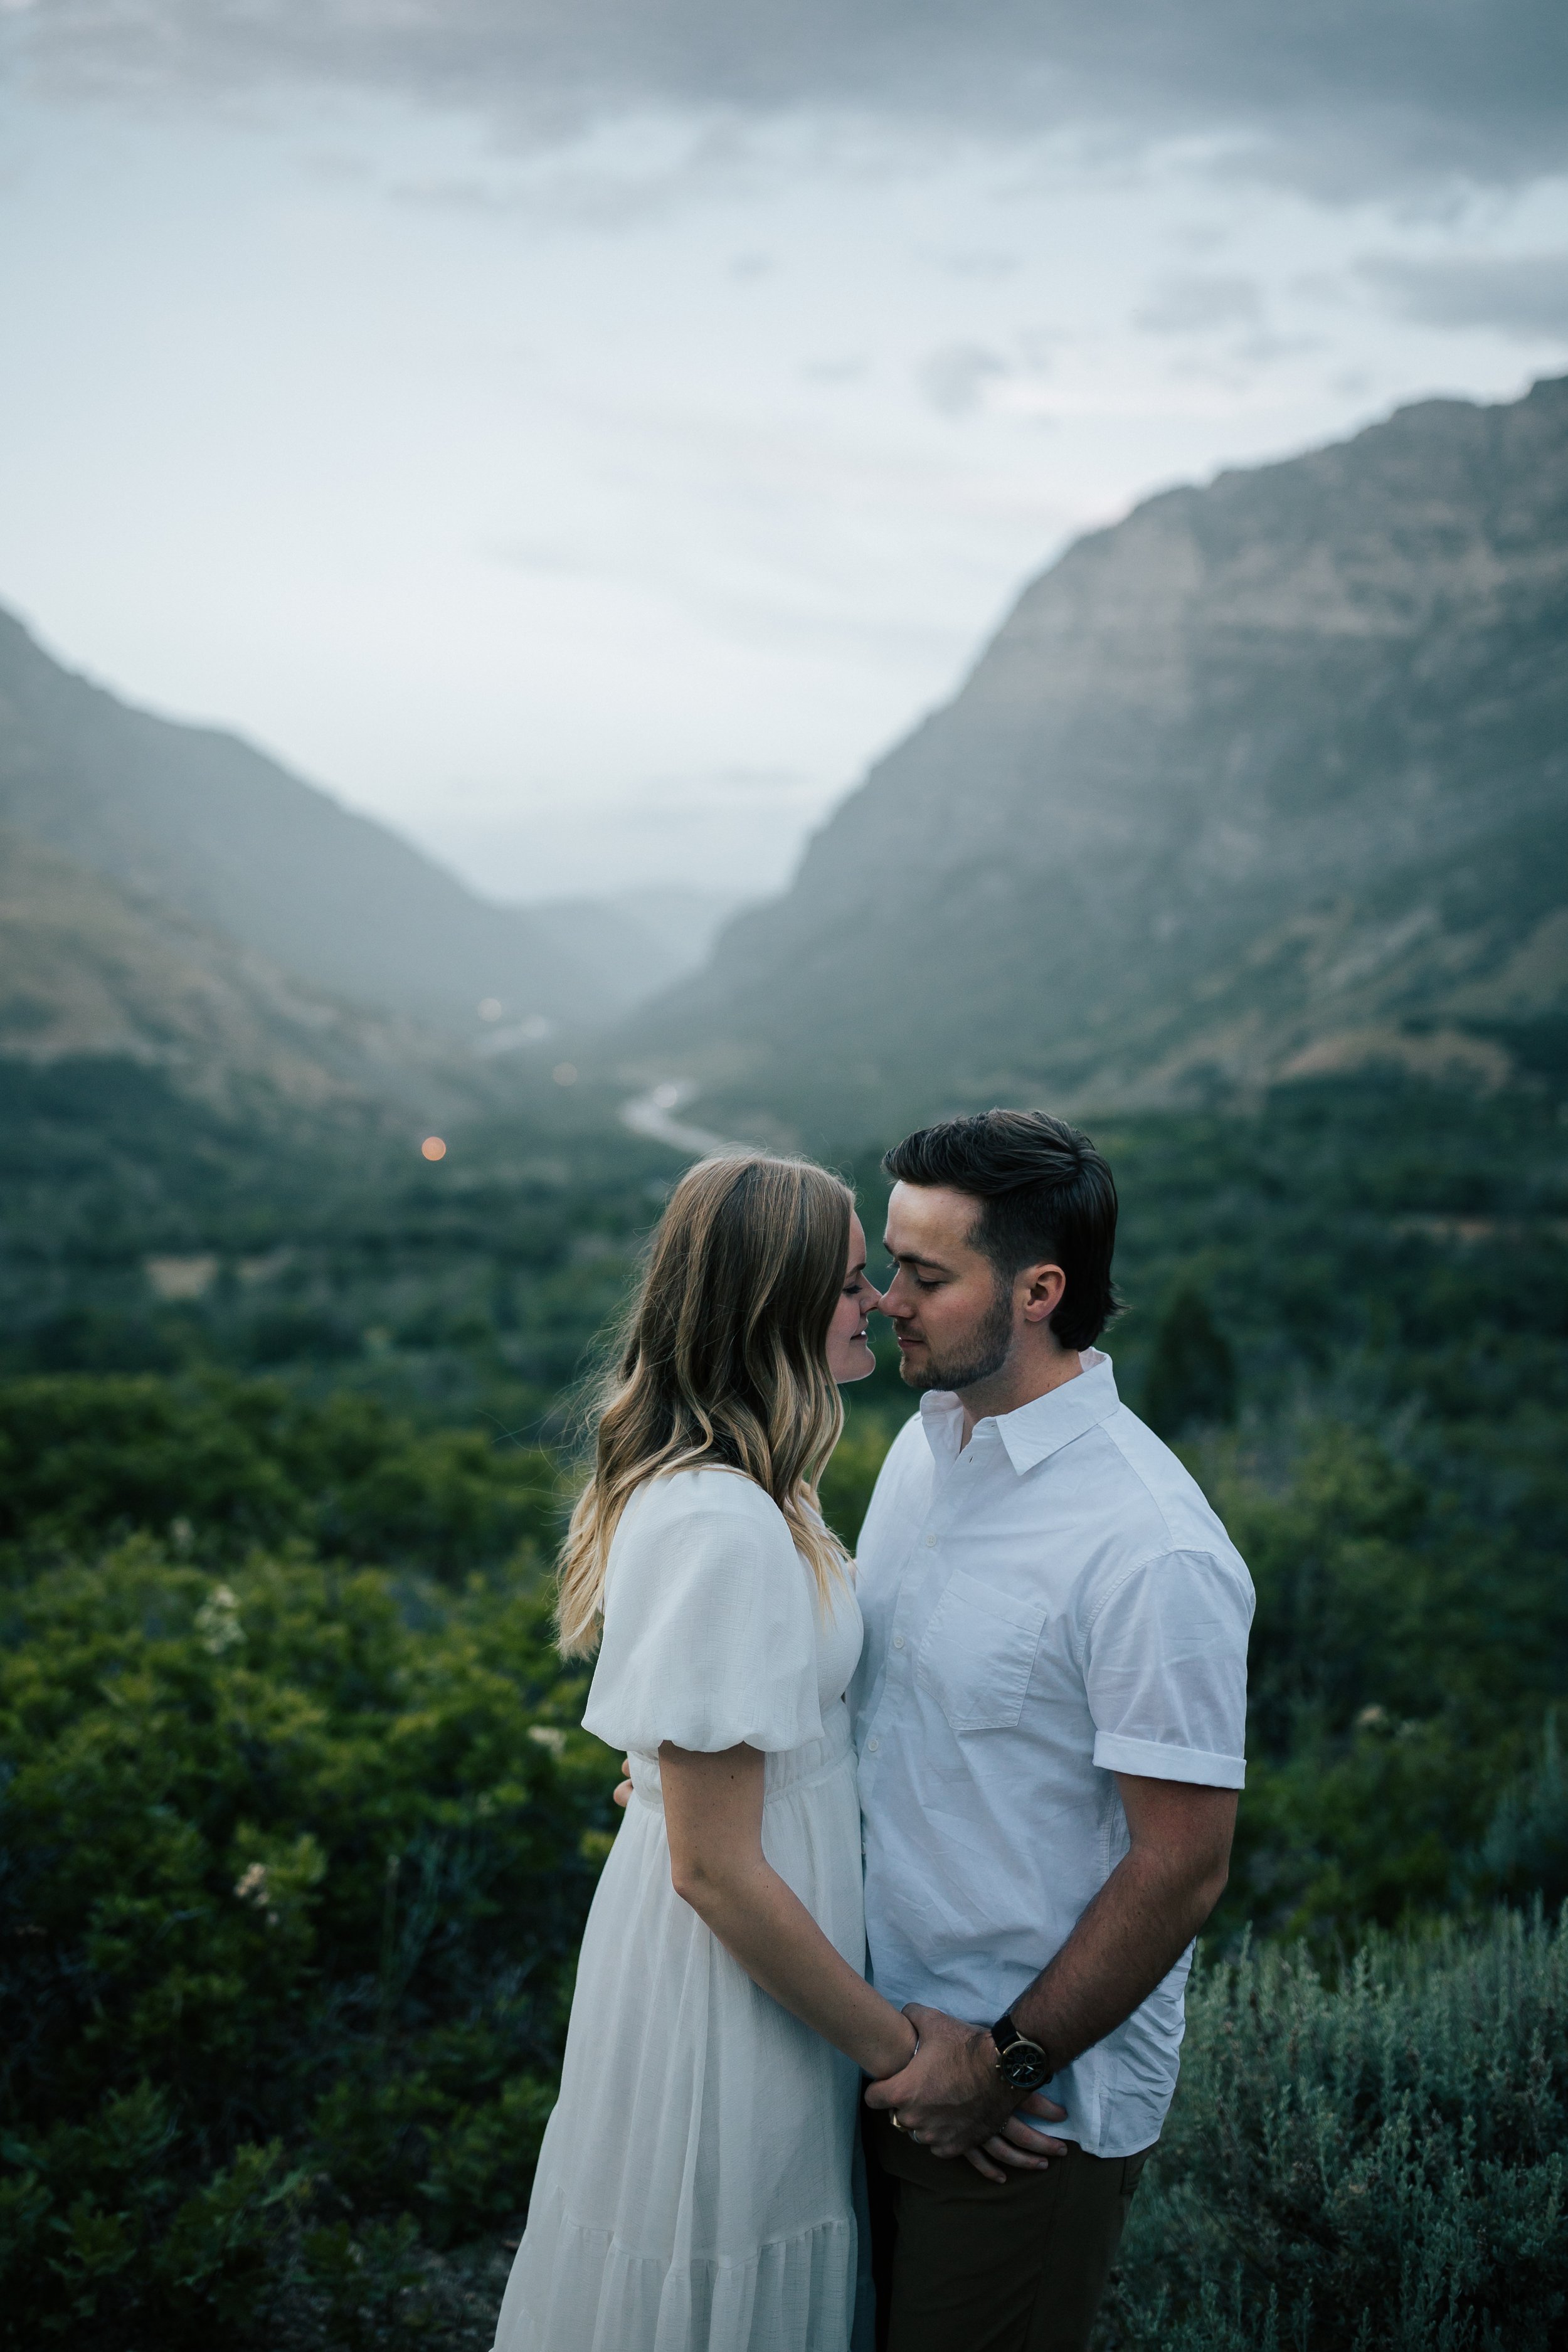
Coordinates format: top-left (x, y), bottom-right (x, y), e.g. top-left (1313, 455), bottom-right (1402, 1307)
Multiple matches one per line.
top-left (0, 1375), bottom-right (561, 1580)
top-left (1467, 1718), bottom-right (1568, 1912)
top-left (0, 2090), bottom-right (307, 2347)
top-left (1188, 1421), bottom-right (1568, 1947)
top-left (0, 1540), bottom-right (613, 2346)
top-left (1142, 1285), bottom-right (1238, 1438)
top-left (1102, 1908), bottom-right (1568, 2351)
top-left (818, 1412), bottom-right (901, 1550)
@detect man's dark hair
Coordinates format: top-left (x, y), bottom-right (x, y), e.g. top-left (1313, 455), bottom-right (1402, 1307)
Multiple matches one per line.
top-left (882, 1108), bottom-right (1121, 1353)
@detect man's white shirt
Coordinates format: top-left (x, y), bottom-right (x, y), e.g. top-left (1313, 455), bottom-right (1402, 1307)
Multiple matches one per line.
top-left (852, 1348), bottom-right (1254, 2159)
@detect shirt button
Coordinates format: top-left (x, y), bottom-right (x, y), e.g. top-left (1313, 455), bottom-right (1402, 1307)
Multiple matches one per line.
top-left (893, 1634), bottom-right (906, 1650)
top-left (924, 1532), bottom-right (938, 1549)
top-left (867, 1736), bottom-right (881, 1753)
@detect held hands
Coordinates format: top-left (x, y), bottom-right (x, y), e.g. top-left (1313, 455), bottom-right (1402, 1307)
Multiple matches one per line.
top-left (863, 2003), bottom-right (1069, 2185)
top-left (612, 1756), bottom-right (1061, 2180)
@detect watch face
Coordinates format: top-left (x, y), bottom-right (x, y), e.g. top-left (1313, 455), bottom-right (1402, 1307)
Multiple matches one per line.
top-left (1000, 2040), bottom-right (1051, 2092)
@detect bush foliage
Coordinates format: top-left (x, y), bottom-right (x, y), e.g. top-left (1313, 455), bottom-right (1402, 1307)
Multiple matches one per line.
top-left (0, 1374), bottom-right (562, 1582)
top-left (1103, 1909), bottom-right (1568, 2351)
top-left (1200, 1421), bottom-right (1568, 1947)
top-left (0, 1536), bottom-right (612, 2346)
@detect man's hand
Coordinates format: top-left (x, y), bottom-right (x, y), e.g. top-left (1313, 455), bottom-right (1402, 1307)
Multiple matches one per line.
top-left (864, 2004), bottom-right (1069, 2183)
top-left (612, 1757), bottom-right (632, 1810)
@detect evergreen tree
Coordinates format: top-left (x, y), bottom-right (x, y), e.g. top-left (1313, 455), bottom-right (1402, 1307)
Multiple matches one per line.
top-left (1142, 1285), bottom-right (1237, 1437)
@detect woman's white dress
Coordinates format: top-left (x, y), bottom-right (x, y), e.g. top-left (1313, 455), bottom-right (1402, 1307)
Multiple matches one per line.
top-left (492, 1467), bottom-right (867, 2352)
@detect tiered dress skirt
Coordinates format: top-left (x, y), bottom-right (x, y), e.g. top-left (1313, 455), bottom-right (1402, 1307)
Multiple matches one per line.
top-left (492, 1713), bottom-right (867, 2352)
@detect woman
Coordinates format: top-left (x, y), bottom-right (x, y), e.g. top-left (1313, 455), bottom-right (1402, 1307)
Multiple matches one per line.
top-left (492, 1153), bottom-right (909, 2352)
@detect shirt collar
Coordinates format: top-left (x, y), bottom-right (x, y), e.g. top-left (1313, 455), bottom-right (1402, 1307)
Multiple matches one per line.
top-left (918, 1348), bottom-right (1121, 1476)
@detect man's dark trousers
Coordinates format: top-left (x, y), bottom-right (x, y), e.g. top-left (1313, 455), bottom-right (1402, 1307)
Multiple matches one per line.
top-left (863, 2108), bottom-right (1152, 2352)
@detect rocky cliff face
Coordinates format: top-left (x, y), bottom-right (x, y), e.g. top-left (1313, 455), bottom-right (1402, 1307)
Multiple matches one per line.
top-left (626, 374), bottom-right (1568, 1143)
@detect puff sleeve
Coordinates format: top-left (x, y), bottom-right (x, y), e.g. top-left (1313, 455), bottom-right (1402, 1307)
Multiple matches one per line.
top-left (581, 1470), bottom-right (825, 1756)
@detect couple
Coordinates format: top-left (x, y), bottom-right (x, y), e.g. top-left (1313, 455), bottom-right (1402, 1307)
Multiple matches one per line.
top-left (492, 1110), bottom-right (1253, 2352)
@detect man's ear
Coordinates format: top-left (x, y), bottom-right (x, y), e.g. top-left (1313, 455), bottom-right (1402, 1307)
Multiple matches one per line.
top-left (1019, 1264), bottom-right (1067, 1325)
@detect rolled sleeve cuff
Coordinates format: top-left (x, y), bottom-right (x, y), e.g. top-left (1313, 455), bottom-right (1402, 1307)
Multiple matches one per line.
top-left (1093, 1731), bottom-right (1246, 1789)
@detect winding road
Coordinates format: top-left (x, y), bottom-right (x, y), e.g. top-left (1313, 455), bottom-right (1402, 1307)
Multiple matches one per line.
top-left (619, 1082), bottom-right (737, 1158)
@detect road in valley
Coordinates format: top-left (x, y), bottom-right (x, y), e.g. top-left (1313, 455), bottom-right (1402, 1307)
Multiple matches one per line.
top-left (619, 1083), bottom-right (736, 1157)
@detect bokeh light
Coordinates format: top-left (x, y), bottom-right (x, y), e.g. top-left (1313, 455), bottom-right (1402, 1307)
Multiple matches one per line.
top-left (420, 1135), bottom-right (447, 1160)
top-left (553, 1063), bottom-right (578, 1086)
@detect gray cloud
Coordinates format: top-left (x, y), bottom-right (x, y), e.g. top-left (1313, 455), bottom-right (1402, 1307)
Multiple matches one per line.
top-left (931, 247), bottom-right (1023, 281)
top-left (917, 341), bottom-right (1009, 416)
top-left (1359, 252), bottom-right (1568, 341)
top-left (488, 538), bottom-right (591, 577)
top-left (1135, 272), bottom-right (1263, 335)
top-left (11, 2), bottom-right (1568, 198)
top-left (801, 356), bottom-right (867, 385)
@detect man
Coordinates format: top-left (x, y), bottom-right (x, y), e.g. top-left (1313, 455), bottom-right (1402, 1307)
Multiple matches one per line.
top-left (855, 1109), bottom-right (1253, 2352)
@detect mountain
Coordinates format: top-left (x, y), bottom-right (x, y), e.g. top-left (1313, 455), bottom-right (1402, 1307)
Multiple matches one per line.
top-left (0, 823), bottom-right (475, 1118)
top-left (524, 887), bottom-right (750, 1016)
top-left (622, 374), bottom-right (1568, 1145)
top-left (0, 607), bottom-right (613, 1039)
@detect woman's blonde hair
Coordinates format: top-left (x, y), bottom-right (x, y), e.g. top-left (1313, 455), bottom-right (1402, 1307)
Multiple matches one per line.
top-left (556, 1152), bottom-right (853, 1657)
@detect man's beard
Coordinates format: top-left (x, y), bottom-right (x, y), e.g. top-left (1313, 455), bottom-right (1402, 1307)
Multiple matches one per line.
top-left (899, 1276), bottom-right (1015, 1394)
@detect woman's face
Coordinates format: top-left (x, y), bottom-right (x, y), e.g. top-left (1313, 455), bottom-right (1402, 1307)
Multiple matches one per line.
top-left (826, 1212), bottom-right (882, 1384)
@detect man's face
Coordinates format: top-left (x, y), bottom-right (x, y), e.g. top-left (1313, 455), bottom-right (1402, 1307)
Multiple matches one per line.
top-left (881, 1182), bottom-right (1015, 1394)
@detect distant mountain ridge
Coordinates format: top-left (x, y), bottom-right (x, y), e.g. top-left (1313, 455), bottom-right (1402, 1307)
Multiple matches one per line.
top-left (525, 887), bottom-right (748, 1016)
top-left (0, 608), bottom-right (735, 1109)
top-left (623, 374), bottom-right (1568, 1143)
top-left (0, 608), bottom-right (622, 1045)
top-left (0, 824), bottom-right (472, 1118)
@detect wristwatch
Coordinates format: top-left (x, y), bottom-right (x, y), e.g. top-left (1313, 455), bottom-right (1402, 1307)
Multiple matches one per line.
top-left (990, 2011), bottom-right (1053, 2092)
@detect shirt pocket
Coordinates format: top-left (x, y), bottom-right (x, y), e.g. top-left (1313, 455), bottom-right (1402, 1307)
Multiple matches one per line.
top-left (914, 1570), bottom-right (1047, 1732)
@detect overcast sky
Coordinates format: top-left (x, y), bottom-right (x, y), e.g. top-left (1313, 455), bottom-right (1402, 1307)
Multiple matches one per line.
top-left (3, 1), bottom-right (1566, 903)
